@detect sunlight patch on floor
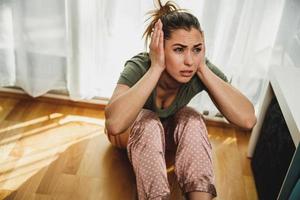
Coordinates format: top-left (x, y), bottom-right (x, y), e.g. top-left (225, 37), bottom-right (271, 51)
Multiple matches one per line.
top-left (0, 113), bottom-right (64, 134)
top-left (222, 137), bottom-right (237, 145)
top-left (59, 115), bottom-right (105, 126)
top-left (0, 114), bottom-right (105, 191)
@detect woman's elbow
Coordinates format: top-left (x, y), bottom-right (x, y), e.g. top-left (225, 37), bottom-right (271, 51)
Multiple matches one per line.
top-left (105, 115), bottom-right (126, 136)
top-left (105, 120), bottom-right (122, 136)
top-left (105, 107), bottom-right (121, 135)
top-left (243, 115), bottom-right (257, 130)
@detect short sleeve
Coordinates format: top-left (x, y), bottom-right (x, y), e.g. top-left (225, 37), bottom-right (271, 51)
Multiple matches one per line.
top-left (206, 59), bottom-right (228, 82)
top-left (117, 52), bottom-right (150, 87)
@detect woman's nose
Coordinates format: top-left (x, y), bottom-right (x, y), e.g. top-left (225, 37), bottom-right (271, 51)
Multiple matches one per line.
top-left (184, 52), bottom-right (193, 66)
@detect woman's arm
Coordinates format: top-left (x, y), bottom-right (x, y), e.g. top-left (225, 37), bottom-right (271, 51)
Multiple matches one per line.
top-left (197, 67), bottom-right (257, 130)
top-left (105, 67), bottom-right (162, 135)
top-left (196, 35), bottom-right (256, 129)
top-left (105, 20), bottom-right (165, 135)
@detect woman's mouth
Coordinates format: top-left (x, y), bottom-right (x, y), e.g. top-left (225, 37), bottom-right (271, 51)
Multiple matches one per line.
top-left (180, 70), bottom-right (194, 77)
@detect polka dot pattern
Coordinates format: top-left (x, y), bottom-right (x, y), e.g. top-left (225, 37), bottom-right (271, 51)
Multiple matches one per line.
top-left (127, 109), bottom-right (170, 200)
top-left (172, 107), bottom-right (217, 197)
top-left (126, 107), bottom-right (216, 199)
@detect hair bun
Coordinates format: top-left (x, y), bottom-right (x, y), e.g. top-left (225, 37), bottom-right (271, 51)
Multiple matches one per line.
top-left (143, 0), bottom-right (201, 49)
top-left (157, 1), bottom-right (178, 18)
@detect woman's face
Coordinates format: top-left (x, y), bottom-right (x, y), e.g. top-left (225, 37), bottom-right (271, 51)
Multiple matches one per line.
top-left (164, 28), bottom-right (204, 83)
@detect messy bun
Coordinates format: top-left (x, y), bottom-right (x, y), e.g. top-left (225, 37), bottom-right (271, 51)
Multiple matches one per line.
top-left (143, 0), bottom-right (202, 48)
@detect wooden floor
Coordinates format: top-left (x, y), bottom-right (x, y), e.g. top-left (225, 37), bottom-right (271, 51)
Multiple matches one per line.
top-left (0, 95), bottom-right (258, 200)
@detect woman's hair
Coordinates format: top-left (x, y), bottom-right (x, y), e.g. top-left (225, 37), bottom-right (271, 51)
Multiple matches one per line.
top-left (143, 0), bottom-right (202, 47)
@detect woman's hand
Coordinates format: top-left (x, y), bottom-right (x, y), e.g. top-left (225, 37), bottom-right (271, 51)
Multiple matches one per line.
top-left (149, 19), bottom-right (165, 72)
top-left (197, 32), bottom-right (207, 74)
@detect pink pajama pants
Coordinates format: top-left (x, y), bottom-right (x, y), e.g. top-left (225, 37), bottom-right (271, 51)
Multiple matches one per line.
top-left (127, 107), bottom-right (216, 200)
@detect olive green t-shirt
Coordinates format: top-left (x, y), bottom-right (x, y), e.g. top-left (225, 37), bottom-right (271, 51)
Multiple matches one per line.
top-left (117, 52), bottom-right (228, 119)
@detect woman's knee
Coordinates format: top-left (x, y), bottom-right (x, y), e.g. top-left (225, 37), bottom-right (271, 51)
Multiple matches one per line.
top-left (131, 109), bottom-right (164, 140)
top-left (127, 109), bottom-right (166, 163)
top-left (173, 107), bottom-right (210, 145)
top-left (175, 106), bottom-right (204, 125)
top-left (105, 109), bottom-right (161, 148)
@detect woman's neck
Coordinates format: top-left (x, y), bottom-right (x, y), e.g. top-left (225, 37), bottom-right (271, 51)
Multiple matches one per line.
top-left (157, 71), bottom-right (181, 94)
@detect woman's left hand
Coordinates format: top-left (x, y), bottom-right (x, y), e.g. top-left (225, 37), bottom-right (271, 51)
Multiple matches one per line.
top-left (197, 32), bottom-right (207, 75)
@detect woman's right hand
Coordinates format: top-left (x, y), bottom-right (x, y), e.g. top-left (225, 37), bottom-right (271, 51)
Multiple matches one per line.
top-left (149, 19), bottom-right (165, 72)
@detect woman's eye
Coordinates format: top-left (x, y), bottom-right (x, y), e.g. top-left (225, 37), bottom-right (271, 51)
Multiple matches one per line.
top-left (193, 48), bottom-right (202, 53)
top-left (174, 48), bottom-right (184, 53)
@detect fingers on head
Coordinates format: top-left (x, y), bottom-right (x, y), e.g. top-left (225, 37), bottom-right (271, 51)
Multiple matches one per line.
top-left (159, 30), bottom-right (164, 49)
top-left (152, 22), bottom-right (159, 46)
top-left (149, 25), bottom-right (156, 48)
top-left (150, 20), bottom-right (163, 49)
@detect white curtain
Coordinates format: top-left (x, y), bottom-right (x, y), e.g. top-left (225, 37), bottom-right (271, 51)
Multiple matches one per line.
top-left (0, 0), bottom-right (297, 116)
top-left (0, 0), bottom-right (66, 97)
top-left (182, 0), bottom-right (286, 116)
top-left (66, 0), bottom-right (147, 99)
top-left (268, 0), bottom-right (300, 70)
top-left (0, 0), bottom-right (146, 99)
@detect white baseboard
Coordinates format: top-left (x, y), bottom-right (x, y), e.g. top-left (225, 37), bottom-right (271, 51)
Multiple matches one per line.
top-left (0, 87), bottom-right (109, 105)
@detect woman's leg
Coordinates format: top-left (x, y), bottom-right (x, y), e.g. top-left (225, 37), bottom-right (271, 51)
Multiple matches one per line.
top-left (173, 107), bottom-right (216, 199)
top-left (127, 109), bottom-right (170, 200)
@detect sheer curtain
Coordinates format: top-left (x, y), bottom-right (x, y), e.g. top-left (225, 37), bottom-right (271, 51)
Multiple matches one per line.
top-left (0, 0), bottom-right (145, 99)
top-left (66, 0), bottom-right (146, 99)
top-left (0, 0), bottom-right (66, 97)
top-left (183, 0), bottom-right (286, 116)
top-left (0, 0), bottom-right (293, 116)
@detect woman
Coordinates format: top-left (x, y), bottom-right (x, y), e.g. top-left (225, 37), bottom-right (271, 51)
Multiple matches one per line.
top-left (105, 1), bottom-right (257, 199)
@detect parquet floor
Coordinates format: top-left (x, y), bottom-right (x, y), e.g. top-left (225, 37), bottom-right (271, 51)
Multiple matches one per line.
top-left (0, 95), bottom-right (257, 200)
